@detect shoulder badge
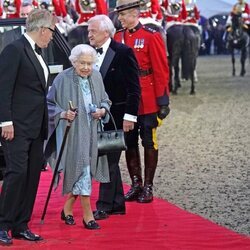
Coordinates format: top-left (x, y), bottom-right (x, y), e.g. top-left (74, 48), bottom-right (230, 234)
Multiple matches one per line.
top-left (142, 25), bottom-right (156, 33)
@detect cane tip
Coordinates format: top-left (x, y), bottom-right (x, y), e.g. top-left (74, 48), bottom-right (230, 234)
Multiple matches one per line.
top-left (40, 219), bottom-right (44, 224)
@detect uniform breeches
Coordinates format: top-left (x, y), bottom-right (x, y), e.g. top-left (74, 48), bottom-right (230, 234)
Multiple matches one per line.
top-left (125, 113), bottom-right (160, 150)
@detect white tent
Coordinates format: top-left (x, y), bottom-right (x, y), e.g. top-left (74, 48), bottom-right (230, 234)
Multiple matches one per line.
top-left (196, 0), bottom-right (243, 18)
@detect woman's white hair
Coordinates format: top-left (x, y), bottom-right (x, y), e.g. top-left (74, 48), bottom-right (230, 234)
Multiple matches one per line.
top-left (69, 44), bottom-right (97, 64)
top-left (88, 14), bottom-right (116, 37)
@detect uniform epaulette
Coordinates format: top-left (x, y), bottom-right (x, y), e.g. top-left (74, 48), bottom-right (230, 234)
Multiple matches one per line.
top-left (142, 25), bottom-right (156, 33)
top-left (116, 28), bottom-right (126, 33)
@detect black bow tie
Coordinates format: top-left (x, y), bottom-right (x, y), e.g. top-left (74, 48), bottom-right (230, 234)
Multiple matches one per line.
top-left (35, 44), bottom-right (42, 55)
top-left (96, 47), bottom-right (103, 55)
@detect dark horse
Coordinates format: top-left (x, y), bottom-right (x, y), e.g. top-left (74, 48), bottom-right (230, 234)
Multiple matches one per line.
top-left (167, 24), bottom-right (200, 95)
top-left (226, 13), bottom-right (249, 76)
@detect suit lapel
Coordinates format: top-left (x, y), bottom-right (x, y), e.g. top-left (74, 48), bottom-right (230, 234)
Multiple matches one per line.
top-left (100, 46), bottom-right (115, 79)
top-left (22, 37), bottom-right (47, 89)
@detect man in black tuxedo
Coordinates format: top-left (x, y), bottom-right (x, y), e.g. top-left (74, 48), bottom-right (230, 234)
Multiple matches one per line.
top-left (0, 9), bottom-right (56, 246)
top-left (88, 15), bottom-right (141, 220)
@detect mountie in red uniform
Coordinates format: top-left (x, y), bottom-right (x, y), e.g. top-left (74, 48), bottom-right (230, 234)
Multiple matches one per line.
top-left (114, 12), bottom-right (170, 203)
top-left (75, 0), bottom-right (107, 24)
top-left (114, 23), bottom-right (169, 116)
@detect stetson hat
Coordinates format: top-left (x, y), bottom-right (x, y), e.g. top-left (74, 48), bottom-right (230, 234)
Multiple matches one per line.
top-left (114, 0), bottom-right (142, 12)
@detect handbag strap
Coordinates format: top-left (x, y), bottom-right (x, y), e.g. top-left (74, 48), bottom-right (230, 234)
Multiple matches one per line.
top-left (100, 108), bottom-right (118, 131)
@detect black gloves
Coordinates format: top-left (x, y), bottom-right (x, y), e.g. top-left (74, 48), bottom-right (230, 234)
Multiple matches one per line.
top-left (158, 105), bottom-right (170, 120)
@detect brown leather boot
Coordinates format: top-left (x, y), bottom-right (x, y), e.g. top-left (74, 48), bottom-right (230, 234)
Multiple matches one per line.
top-left (124, 147), bottom-right (143, 201)
top-left (137, 149), bottom-right (158, 203)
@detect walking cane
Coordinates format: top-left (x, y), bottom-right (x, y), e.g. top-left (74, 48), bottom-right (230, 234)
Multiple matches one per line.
top-left (40, 101), bottom-right (77, 224)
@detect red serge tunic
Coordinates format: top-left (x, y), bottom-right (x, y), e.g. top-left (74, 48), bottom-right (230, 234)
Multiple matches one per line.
top-left (114, 23), bottom-right (170, 115)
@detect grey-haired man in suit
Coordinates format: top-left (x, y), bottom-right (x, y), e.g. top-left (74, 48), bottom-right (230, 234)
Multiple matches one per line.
top-left (88, 14), bottom-right (141, 220)
top-left (0, 9), bottom-right (57, 246)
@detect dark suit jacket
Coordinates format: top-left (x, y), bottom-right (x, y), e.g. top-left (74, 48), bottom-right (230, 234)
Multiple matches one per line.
top-left (100, 39), bottom-right (140, 130)
top-left (0, 35), bottom-right (48, 139)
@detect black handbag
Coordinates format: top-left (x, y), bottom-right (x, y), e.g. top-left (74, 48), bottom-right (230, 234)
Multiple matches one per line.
top-left (98, 109), bottom-right (127, 155)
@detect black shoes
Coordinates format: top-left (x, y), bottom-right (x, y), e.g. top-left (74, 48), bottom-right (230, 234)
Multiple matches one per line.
top-left (108, 208), bottom-right (126, 215)
top-left (61, 209), bottom-right (99, 229)
top-left (12, 229), bottom-right (43, 241)
top-left (0, 229), bottom-right (43, 244)
top-left (124, 184), bottom-right (143, 201)
top-left (93, 210), bottom-right (109, 220)
top-left (137, 184), bottom-right (153, 203)
top-left (83, 220), bottom-right (100, 230)
top-left (0, 230), bottom-right (12, 245)
top-left (61, 210), bottom-right (76, 225)
top-left (93, 208), bottom-right (126, 220)
top-left (125, 183), bottom-right (154, 203)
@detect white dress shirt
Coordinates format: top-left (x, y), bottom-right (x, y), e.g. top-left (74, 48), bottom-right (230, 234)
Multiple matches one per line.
top-left (94, 37), bottom-right (111, 71)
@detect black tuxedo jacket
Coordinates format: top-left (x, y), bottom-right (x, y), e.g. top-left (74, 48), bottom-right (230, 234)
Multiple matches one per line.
top-left (0, 35), bottom-right (48, 139)
top-left (100, 39), bottom-right (140, 130)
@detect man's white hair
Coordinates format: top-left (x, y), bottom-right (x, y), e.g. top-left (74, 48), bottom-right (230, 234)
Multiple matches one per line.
top-left (88, 15), bottom-right (116, 38)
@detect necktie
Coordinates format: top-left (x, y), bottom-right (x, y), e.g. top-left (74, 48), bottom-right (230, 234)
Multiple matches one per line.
top-left (35, 44), bottom-right (42, 55)
top-left (96, 47), bottom-right (103, 55)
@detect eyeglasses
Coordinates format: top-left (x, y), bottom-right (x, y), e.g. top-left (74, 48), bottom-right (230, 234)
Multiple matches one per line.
top-left (44, 27), bottom-right (55, 34)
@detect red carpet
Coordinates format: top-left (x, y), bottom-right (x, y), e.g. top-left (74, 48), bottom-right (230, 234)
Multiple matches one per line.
top-left (4, 170), bottom-right (250, 249)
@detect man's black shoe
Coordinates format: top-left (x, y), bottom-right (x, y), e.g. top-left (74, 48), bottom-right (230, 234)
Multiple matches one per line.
top-left (0, 230), bottom-right (13, 246)
top-left (107, 209), bottom-right (126, 215)
top-left (93, 210), bottom-right (109, 220)
top-left (12, 229), bottom-right (43, 241)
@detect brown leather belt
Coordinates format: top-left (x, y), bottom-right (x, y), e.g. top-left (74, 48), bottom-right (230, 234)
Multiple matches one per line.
top-left (139, 68), bottom-right (153, 77)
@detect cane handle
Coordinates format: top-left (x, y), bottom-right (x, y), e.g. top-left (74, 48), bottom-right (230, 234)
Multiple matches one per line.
top-left (69, 101), bottom-right (77, 112)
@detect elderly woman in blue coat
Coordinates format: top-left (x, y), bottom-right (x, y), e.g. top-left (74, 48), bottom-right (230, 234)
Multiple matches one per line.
top-left (46, 44), bottom-right (111, 230)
